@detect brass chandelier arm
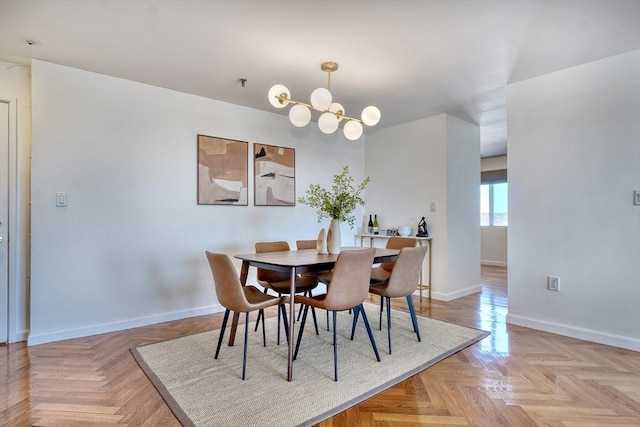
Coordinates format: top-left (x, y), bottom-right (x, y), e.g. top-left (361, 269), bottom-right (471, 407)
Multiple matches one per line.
top-left (273, 94), bottom-right (363, 123)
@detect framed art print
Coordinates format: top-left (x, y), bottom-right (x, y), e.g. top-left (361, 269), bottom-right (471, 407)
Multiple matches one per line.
top-left (197, 135), bottom-right (248, 205)
top-left (253, 143), bottom-right (295, 206)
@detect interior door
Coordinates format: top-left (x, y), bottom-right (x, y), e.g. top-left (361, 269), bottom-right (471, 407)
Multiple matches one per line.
top-left (0, 100), bottom-right (9, 343)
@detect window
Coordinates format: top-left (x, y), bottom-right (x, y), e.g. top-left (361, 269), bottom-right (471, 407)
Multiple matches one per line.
top-left (480, 169), bottom-right (508, 226)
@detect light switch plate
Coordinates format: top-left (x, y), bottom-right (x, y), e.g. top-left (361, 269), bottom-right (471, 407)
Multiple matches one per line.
top-left (634, 190), bottom-right (640, 206)
top-left (56, 192), bottom-right (67, 207)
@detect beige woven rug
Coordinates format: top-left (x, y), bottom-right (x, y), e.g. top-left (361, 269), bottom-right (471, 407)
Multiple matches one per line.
top-left (131, 302), bottom-right (488, 427)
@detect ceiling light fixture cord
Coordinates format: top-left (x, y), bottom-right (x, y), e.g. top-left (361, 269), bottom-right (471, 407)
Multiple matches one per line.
top-left (267, 62), bottom-right (381, 140)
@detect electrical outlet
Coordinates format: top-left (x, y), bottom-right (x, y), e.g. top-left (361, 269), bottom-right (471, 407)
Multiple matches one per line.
top-left (430, 202), bottom-right (436, 212)
top-left (547, 276), bottom-right (559, 291)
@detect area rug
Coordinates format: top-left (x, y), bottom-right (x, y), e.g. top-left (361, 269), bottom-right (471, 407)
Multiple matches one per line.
top-left (131, 302), bottom-right (488, 427)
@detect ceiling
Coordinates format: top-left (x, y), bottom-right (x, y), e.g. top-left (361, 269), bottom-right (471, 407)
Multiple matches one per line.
top-left (1, 0), bottom-right (639, 157)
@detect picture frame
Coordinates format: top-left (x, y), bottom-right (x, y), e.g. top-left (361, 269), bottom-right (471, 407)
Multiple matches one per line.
top-left (197, 134), bottom-right (248, 205)
top-left (253, 143), bottom-right (295, 206)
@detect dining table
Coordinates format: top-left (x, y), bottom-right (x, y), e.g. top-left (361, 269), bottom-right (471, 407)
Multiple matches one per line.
top-left (232, 246), bottom-right (399, 381)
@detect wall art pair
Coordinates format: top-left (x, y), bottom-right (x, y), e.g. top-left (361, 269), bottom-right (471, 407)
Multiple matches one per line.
top-left (197, 134), bottom-right (295, 206)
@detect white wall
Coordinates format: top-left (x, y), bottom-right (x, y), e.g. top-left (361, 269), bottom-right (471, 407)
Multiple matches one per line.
top-left (481, 155), bottom-right (507, 266)
top-left (365, 113), bottom-right (480, 301)
top-left (507, 50), bottom-right (640, 351)
top-left (0, 61), bottom-right (31, 342)
top-left (29, 60), bottom-right (366, 345)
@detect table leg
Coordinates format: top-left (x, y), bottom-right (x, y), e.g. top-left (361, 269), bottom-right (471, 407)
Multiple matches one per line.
top-left (428, 240), bottom-right (432, 299)
top-left (228, 260), bottom-right (250, 346)
top-left (287, 267), bottom-right (296, 381)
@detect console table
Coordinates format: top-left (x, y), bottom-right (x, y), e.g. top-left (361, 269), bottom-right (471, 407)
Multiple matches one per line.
top-left (356, 233), bottom-right (432, 300)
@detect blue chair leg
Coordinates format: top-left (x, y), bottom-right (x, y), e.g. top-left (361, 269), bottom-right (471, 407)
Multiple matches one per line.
top-left (254, 289), bottom-right (268, 331)
top-left (242, 311), bottom-right (249, 380)
top-left (406, 295), bottom-right (421, 342)
top-left (261, 309), bottom-right (267, 347)
top-left (350, 305), bottom-right (361, 340)
top-left (379, 295), bottom-right (384, 330)
top-left (293, 305), bottom-right (310, 360)
top-left (279, 304), bottom-right (290, 345)
top-left (215, 309), bottom-right (230, 359)
top-left (311, 306), bottom-right (319, 335)
top-left (332, 310), bottom-right (338, 381)
top-left (358, 304), bottom-right (381, 362)
top-left (385, 297), bottom-right (392, 354)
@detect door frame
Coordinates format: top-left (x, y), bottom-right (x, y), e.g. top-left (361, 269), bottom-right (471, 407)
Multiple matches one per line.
top-left (0, 96), bottom-right (19, 343)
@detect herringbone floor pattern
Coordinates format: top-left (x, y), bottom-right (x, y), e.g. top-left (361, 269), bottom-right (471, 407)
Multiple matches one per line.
top-left (1, 266), bottom-right (639, 426)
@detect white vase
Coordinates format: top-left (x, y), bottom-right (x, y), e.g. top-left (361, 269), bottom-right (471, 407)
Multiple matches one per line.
top-left (327, 219), bottom-right (341, 254)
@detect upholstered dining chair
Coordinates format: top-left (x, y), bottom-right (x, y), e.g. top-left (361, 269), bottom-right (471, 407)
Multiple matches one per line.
top-left (293, 248), bottom-right (381, 381)
top-left (369, 236), bottom-right (417, 283)
top-left (318, 236), bottom-right (417, 287)
top-left (296, 239), bottom-right (332, 329)
top-left (254, 241), bottom-right (320, 342)
top-left (295, 239), bottom-right (316, 250)
top-left (363, 245), bottom-right (428, 354)
top-left (205, 251), bottom-right (289, 380)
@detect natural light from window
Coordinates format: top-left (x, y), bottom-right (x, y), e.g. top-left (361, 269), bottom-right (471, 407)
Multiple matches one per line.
top-left (480, 183), bottom-right (508, 226)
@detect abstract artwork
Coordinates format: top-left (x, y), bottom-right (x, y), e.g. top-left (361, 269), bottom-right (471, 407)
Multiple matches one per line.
top-left (197, 135), bottom-right (248, 205)
top-left (253, 143), bottom-right (295, 206)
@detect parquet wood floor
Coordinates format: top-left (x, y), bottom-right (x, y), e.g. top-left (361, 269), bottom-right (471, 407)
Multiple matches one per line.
top-left (1, 265), bottom-right (639, 426)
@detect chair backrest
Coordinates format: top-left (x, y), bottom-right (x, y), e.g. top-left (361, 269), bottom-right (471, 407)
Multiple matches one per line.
top-left (381, 237), bottom-right (417, 272)
top-left (296, 240), bottom-right (316, 250)
top-left (205, 251), bottom-right (249, 312)
top-left (384, 245), bottom-right (428, 298)
top-left (255, 241), bottom-right (291, 283)
top-left (323, 248), bottom-right (376, 311)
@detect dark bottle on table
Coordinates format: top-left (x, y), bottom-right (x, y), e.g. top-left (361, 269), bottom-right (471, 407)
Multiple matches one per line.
top-left (368, 214), bottom-right (373, 234)
top-left (373, 215), bottom-right (379, 234)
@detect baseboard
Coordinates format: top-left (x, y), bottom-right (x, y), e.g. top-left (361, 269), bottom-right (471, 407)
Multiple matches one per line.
top-left (11, 329), bottom-right (29, 343)
top-left (430, 285), bottom-right (482, 302)
top-left (506, 314), bottom-right (640, 352)
top-left (481, 260), bottom-right (507, 267)
top-left (27, 304), bottom-right (224, 346)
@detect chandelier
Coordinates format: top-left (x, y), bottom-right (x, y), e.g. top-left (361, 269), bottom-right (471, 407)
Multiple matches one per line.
top-left (267, 62), bottom-right (381, 140)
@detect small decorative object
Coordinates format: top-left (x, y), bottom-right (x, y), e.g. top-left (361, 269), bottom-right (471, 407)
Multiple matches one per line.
top-left (417, 216), bottom-right (429, 237)
top-left (398, 225), bottom-right (412, 236)
top-left (316, 228), bottom-right (328, 254)
top-left (298, 165), bottom-right (370, 254)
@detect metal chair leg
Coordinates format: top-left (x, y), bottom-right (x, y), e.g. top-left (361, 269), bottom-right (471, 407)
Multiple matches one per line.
top-left (293, 305), bottom-right (310, 360)
top-left (215, 309), bottom-right (230, 359)
top-left (242, 312), bottom-right (249, 380)
top-left (332, 310), bottom-right (338, 381)
top-left (386, 297), bottom-right (392, 354)
top-left (406, 295), bottom-right (421, 342)
top-left (350, 305), bottom-right (361, 340)
top-left (379, 295), bottom-right (384, 330)
top-left (358, 304), bottom-right (381, 362)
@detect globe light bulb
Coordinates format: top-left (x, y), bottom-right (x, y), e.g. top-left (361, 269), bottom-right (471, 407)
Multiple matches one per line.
top-left (329, 103), bottom-right (345, 122)
top-left (343, 120), bottom-right (363, 140)
top-left (268, 84), bottom-right (290, 108)
top-left (318, 112), bottom-right (339, 134)
top-left (289, 104), bottom-right (311, 127)
top-left (310, 87), bottom-right (332, 111)
top-left (361, 106), bottom-right (381, 126)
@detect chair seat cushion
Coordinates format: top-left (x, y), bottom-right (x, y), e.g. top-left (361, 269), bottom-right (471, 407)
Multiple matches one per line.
top-left (369, 266), bottom-right (391, 284)
top-left (261, 275), bottom-right (318, 294)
